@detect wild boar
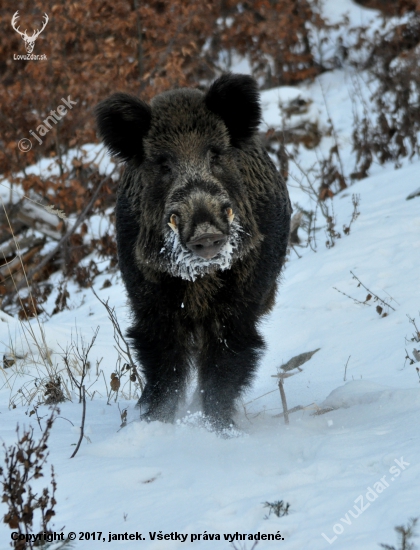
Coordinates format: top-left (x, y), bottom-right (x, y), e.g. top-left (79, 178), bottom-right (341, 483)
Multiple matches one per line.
top-left (95, 74), bottom-right (291, 432)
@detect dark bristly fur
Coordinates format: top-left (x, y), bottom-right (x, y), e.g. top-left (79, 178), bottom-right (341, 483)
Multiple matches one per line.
top-left (95, 74), bottom-right (292, 432)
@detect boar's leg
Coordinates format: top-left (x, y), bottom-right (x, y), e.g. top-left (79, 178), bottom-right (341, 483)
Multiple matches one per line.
top-left (198, 319), bottom-right (264, 430)
top-left (129, 318), bottom-right (190, 423)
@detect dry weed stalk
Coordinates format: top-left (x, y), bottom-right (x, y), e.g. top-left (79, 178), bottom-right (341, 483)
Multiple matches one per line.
top-left (70, 385), bottom-right (86, 459)
top-left (350, 271), bottom-right (396, 314)
top-left (334, 271), bottom-right (397, 317)
top-left (61, 327), bottom-right (100, 403)
top-left (92, 288), bottom-right (144, 395)
top-left (0, 408), bottom-right (63, 549)
top-left (0, 328), bottom-right (69, 409)
top-left (404, 314), bottom-right (420, 371)
top-left (343, 194), bottom-right (361, 235)
top-left (380, 517), bottom-right (418, 550)
top-left (352, 13), bottom-right (420, 177)
top-left (0, 197), bottom-right (73, 409)
top-left (60, 329), bottom-right (99, 457)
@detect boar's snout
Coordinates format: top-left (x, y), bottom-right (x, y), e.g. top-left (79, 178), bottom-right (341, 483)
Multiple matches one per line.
top-left (186, 232), bottom-right (228, 259)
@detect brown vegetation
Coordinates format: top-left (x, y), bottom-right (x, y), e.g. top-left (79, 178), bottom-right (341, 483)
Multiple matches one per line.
top-left (0, 0), bottom-right (327, 315)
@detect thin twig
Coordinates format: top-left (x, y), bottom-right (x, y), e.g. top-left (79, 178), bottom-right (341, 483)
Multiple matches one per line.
top-left (350, 271), bottom-right (396, 311)
top-left (0, 203), bottom-right (53, 368)
top-left (56, 416), bottom-right (74, 427)
top-left (343, 194), bottom-right (361, 235)
top-left (102, 370), bottom-right (112, 405)
top-left (333, 286), bottom-right (371, 306)
top-left (319, 78), bottom-right (346, 181)
top-left (407, 314), bottom-right (420, 343)
top-left (278, 379), bottom-right (289, 424)
top-left (243, 388), bottom-right (278, 406)
top-left (70, 385), bottom-right (86, 459)
top-left (92, 288), bottom-right (144, 391)
top-left (344, 355), bottom-right (351, 381)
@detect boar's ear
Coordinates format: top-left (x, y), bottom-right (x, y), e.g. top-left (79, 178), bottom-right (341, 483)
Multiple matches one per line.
top-left (205, 74), bottom-right (261, 146)
top-left (95, 93), bottom-right (152, 164)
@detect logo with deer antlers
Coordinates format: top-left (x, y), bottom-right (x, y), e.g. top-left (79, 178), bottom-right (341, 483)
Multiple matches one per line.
top-left (11, 11), bottom-right (49, 54)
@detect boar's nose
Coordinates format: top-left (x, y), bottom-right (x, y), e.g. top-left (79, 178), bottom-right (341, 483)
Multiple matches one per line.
top-left (186, 233), bottom-right (228, 259)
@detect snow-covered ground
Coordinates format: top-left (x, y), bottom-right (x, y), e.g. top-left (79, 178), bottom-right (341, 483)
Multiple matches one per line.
top-left (3, 153), bottom-right (419, 550)
top-left (1, 2), bottom-right (420, 549)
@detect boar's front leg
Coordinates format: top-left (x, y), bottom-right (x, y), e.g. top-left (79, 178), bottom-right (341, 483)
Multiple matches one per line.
top-left (198, 318), bottom-right (265, 431)
top-left (129, 314), bottom-right (190, 423)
